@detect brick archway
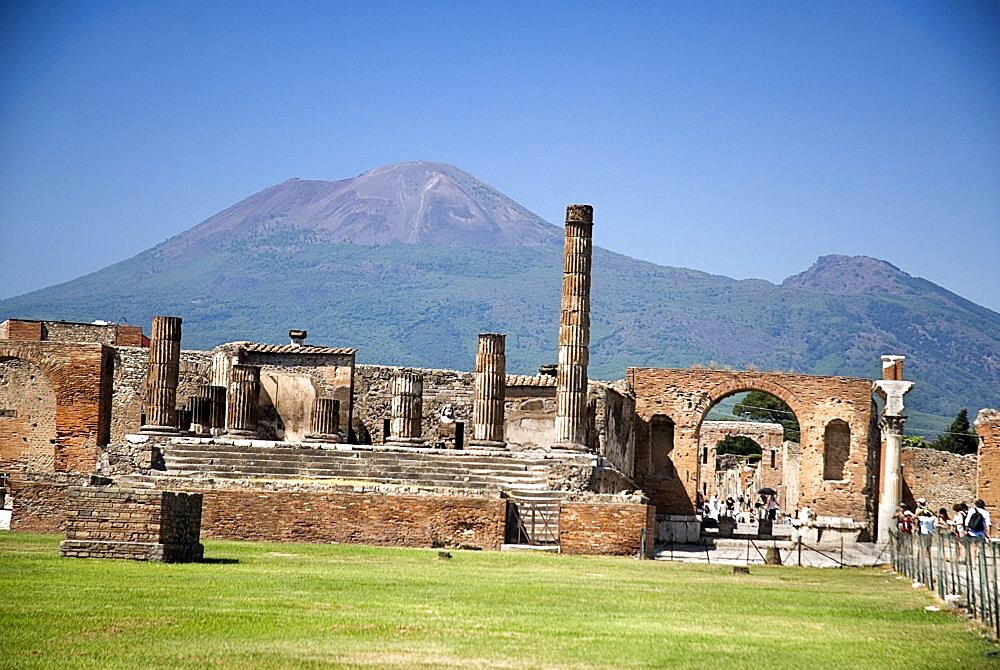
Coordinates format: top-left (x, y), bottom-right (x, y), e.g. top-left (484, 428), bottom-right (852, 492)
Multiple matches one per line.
top-left (628, 367), bottom-right (877, 524)
top-left (0, 341), bottom-right (114, 473)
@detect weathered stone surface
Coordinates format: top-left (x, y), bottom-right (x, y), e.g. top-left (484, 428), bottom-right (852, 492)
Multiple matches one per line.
top-left (554, 205), bottom-right (593, 451)
top-left (559, 500), bottom-right (655, 556)
top-left (386, 369), bottom-right (425, 446)
top-left (225, 364), bottom-right (260, 436)
top-left (901, 446), bottom-right (976, 512)
top-left (976, 409), bottom-right (1000, 516)
top-left (470, 333), bottom-right (506, 449)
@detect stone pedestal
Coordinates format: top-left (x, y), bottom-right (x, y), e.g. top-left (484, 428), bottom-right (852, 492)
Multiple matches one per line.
top-left (386, 370), bottom-right (425, 446)
top-left (225, 364), bottom-right (260, 438)
top-left (140, 316), bottom-right (182, 434)
top-left (553, 204), bottom-right (593, 451)
top-left (469, 333), bottom-right (507, 450)
top-left (201, 385), bottom-right (227, 435)
top-left (305, 398), bottom-right (342, 443)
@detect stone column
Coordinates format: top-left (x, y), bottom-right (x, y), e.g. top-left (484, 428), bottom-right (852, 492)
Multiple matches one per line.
top-left (553, 204), bottom-right (593, 451)
top-left (188, 396), bottom-right (211, 436)
top-left (305, 398), bottom-right (341, 443)
top-left (873, 354), bottom-right (914, 544)
top-left (175, 407), bottom-right (192, 434)
top-left (877, 415), bottom-right (905, 543)
top-left (225, 364), bottom-right (260, 438)
top-left (200, 385), bottom-right (227, 435)
top-left (386, 369), bottom-right (425, 446)
top-left (469, 333), bottom-right (507, 450)
top-left (141, 316), bottom-right (182, 434)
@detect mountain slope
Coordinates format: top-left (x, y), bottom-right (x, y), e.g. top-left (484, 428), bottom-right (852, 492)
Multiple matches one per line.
top-left (2, 162), bottom-right (998, 437)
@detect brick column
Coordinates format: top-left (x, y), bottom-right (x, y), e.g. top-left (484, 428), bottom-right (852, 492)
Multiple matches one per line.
top-left (305, 398), bottom-right (341, 443)
top-left (225, 364), bottom-right (260, 437)
top-left (554, 204), bottom-right (593, 451)
top-left (469, 333), bottom-right (507, 450)
top-left (141, 316), bottom-right (182, 434)
top-left (976, 409), bottom-right (1000, 517)
top-left (386, 369), bottom-right (425, 446)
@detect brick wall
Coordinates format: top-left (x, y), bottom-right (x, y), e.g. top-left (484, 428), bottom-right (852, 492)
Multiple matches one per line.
top-left (628, 367), bottom-right (876, 522)
top-left (0, 341), bottom-right (113, 473)
top-left (197, 489), bottom-right (507, 550)
top-left (900, 447), bottom-right (977, 512)
top-left (59, 487), bottom-right (203, 561)
top-left (8, 473), bottom-right (101, 532)
top-left (0, 319), bottom-right (43, 341)
top-left (559, 501), bottom-right (656, 556)
top-left (976, 409), bottom-right (1000, 518)
top-left (0, 319), bottom-right (146, 346)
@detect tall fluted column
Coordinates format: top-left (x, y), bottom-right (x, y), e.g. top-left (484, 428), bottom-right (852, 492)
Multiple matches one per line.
top-left (469, 333), bottom-right (507, 450)
top-left (877, 415), bottom-right (904, 543)
top-left (141, 316), bottom-right (182, 434)
top-left (305, 398), bottom-right (342, 443)
top-left (225, 364), bottom-right (260, 437)
top-left (553, 204), bottom-right (593, 451)
top-left (386, 370), bottom-right (425, 446)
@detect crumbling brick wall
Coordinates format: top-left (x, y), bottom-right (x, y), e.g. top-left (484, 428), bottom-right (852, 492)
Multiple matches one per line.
top-left (628, 368), bottom-right (876, 521)
top-left (900, 446), bottom-right (977, 512)
top-left (559, 501), bottom-right (656, 556)
top-left (8, 473), bottom-right (102, 532)
top-left (0, 319), bottom-right (144, 346)
top-left (976, 409), bottom-right (1000, 518)
top-left (0, 341), bottom-right (113, 473)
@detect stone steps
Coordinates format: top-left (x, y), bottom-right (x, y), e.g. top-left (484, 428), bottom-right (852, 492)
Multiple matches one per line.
top-left (159, 442), bottom-right (550, 491)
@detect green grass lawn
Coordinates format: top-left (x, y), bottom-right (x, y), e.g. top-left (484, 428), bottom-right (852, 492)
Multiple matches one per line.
top-left (1, 533), bottom-right (997, 669)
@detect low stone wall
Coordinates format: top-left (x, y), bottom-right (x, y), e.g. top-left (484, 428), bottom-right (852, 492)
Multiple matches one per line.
top-left (900, 447), bottom-right (977, 512)
top-left (197, 489), bottom-right (507, 550)
top-left (559, 501), bottom-right (656, 557)
top-left (9, 473), bottom-right (109, 533)
top-left (59, 487), bottom-right (204, 562)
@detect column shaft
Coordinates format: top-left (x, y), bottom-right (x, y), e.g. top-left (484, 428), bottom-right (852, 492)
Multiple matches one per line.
top-left (225, 364), bottom-right (260, 437)
top-left (141, 316), bottom-right (182, 434)
top-left (470, 333), bottom-right (507, 450)
top-left (554, 204), bottom-right (593, 450)
top-left (877, 416), bottom-right (904, 544)
top-left (305, 398), bottom-right (342, 442)
top-left (387, 370), bottom-right (425, 446)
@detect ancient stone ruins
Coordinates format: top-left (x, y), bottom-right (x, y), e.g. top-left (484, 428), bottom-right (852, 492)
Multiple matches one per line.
top-left (1, 205), bottom-right (997, 562)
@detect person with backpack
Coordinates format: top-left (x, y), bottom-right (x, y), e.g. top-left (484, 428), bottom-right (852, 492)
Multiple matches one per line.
top-left (966, 500), bottom-right (991, 540)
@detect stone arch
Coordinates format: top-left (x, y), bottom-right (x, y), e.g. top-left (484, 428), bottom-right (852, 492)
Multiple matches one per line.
top-left (823, 419), bottom-right (851, 481)
top-left (693, 379), bottom-right (804, 436)
top-left (0, 355), bottom-right (57, 470)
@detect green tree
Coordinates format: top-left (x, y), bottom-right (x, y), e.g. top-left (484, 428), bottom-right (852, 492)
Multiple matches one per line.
top-left (929, 409), bottom-right (979, 454)
top-left (732, 391), bottom-right (800, 442)
top-left (901, 435), bottom-right (929, 449)
top-left (716, 435), bottom-right (762, 458)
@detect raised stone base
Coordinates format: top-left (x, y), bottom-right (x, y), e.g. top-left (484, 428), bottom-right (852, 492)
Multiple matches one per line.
top-left (139, 425), bottom-right (178, 436)
top-left (303, 433), bottom-right (342, 444)
top-left (656, 514), bottom-right (701, 544)
top-left (467, 440), bottom-right (506, 451)
top-left (384, 437), bottom-right (426, 447)
top-left (550, 441), bottom-right (587, 452)
top-left (59, 539), bottom-right (204, 562)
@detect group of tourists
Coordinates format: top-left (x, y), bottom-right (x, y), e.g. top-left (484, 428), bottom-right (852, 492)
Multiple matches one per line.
top-left (697, 492), bottom-right (781, 524)
top-left (894, 496), bottom-right (992, 540)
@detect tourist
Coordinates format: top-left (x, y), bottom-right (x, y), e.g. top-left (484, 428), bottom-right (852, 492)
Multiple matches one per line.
top-left (767, 494), bottom-right (779, 522)
top-left (899, 510), bottom-right (914, 534)
top-left (934, 508), bottom-right (950, 532)
top-left (952, 502), bottom-right (969, 536)
top-left (725, 497), bottom-right (736, 518)
top-left (799, 504), bottom-right (813, 526)
top-left (966, 500), bottom-right (991, 540)
top-left (915, 499), bottom-right (935, 536)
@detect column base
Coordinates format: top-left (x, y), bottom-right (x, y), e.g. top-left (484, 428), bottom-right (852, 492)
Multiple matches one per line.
top-left (550, 441), bottom-right (587, 452)
top-left (223, 429), bottom-right (258, 439)
top-left (139, 425), bottom-right (178, 436)
top-left (303, 433), bottom-right (342, 444)
top-left (467, 440), bottom-right (507, 451)
top-left (384, 437), bottom-right (426, 447)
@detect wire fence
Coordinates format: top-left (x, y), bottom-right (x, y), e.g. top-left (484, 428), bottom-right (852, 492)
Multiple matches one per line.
top-left (890, 530), bottom-right (1000, 638)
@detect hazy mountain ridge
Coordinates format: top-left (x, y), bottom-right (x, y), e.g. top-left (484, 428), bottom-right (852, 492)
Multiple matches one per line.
top-left (2, 162), bottom-right (997, 437)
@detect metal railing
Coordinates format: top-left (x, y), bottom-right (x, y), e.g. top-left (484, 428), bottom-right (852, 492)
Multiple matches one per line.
top-left (890, 529), bottom-right (1000, 638)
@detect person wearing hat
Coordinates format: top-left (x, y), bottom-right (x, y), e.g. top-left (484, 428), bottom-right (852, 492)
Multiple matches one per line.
top-left (915, 497), bottom-right (935, 535)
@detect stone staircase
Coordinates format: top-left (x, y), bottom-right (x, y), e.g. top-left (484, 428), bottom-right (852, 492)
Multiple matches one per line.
top-left (158, 441), bottom-right (550, 492)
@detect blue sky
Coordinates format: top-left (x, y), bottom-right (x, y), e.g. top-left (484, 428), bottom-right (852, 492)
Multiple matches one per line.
top-left (1, 1), bottom-right (998, 310)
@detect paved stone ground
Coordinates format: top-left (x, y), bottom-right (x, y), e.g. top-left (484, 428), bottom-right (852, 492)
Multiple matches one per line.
top-left (654, 538), bottom-right (889, 568)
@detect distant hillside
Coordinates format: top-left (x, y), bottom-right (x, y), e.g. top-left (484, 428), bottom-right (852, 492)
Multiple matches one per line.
top-left (3, 161), bottom-right (998, 438)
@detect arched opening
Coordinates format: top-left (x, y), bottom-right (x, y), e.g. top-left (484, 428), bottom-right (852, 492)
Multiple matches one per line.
top-left (0, 356), bottom-right (57, 471)
top-left (823, 419), bottom-right (851, 481)
top-left (699, 390), bottom-right (800, 521)
top-left (649, 414), bottom-right (675, 476)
